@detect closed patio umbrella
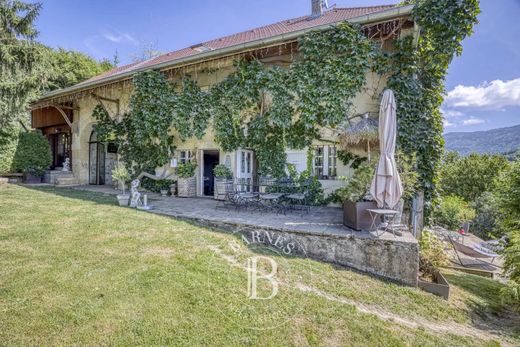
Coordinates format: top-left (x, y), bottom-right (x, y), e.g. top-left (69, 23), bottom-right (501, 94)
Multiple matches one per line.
top-left (370, 89), bottom-right (403, 209)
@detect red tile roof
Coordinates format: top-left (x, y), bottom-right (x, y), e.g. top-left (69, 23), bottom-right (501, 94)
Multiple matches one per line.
top-left (80, 5), bottom-right (395, 85)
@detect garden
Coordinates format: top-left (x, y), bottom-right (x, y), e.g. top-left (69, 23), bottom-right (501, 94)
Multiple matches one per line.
top-left (0, 184), bottom-right (519, 346)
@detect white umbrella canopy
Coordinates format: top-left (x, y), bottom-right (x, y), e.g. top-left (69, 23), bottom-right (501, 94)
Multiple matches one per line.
top-left (370, 89), bottom-right (403, 209)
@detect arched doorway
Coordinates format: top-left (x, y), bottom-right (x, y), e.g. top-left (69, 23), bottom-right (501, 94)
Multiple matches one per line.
top-left (89, 130), bottom-right (105, 185)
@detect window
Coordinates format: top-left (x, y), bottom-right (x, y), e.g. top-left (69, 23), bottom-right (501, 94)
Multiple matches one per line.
top-left (328, 146), bottom-right (337, 178)
top-left (178, 150), bottom-right (193, 164)
top-left (107, 142), bottom-right (118, 153)
top-left (312, 145), bottom-right (337, 180)
top-left (313, 146), bottom-right (324, 179)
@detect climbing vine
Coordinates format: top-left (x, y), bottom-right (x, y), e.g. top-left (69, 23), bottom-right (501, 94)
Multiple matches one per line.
top-left (380, 0), bottom-right (480, 215)
top-left (93, 0), bottom-right (480, 213)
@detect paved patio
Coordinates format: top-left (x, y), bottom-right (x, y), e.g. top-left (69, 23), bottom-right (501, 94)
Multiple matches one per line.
top-left (73, 185), bottom-right (416, 243)
top-left (71, 185), bottom-right (419, 285)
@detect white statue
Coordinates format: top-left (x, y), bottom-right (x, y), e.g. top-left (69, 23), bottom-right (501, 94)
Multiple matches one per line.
top-left (62, 158), bottom-right (70, 172)
top-left (129, 178), bottom-right (152, 210)
top-left (129, 179), bottom-right (142, 208)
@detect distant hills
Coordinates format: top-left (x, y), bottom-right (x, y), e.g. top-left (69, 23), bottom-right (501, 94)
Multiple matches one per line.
top-left (444, 124), bottom-right (520, 156)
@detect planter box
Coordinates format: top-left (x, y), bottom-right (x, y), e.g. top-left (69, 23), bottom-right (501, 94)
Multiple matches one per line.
top-left (178, 176), bottom-right (196, 197)
top-left (214, 178), bottom-right (233, 200)
top-left (24, 173), bottom-right (42, 184)
top-left (343, 200), bottom-right (377, 230)
top-left (116, 194), bottom-right (130, 206)
top-left (418, 271), bottom-right (450, 300)
top-left (170, 183), bottom-right (177, 196)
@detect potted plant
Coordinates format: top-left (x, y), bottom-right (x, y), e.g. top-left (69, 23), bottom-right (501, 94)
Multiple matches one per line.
top-left (177, 161), bottom-right (197, 197)
top-left (335, 162), bottom-right (377, 230)
top-left (418, 230), bottom-right (450, 299)
top-left (213, 164), bottom-right (233, 200)
top-left (155, 179), bottom-right (172, 196)
top-left (111, 164), bottom-right (131, 206)
top-left (12, 132), bottom-right (52, 183)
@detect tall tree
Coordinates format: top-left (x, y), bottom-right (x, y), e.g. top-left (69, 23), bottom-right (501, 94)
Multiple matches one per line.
top-left (0, 0), bottom-right (46, 134)
top-left (43, 46), bottom-right (113, 91)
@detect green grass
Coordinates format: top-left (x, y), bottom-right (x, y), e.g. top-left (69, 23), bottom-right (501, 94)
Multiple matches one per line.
top-left (0, 184), bottom-right (518, 346)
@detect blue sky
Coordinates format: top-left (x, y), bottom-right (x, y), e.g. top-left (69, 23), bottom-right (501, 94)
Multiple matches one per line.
top-left (36, 0), bottom-right (519, 133)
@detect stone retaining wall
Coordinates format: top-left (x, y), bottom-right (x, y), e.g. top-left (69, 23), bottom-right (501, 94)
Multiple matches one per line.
top-left (169, 215), bottom-right (419, 286)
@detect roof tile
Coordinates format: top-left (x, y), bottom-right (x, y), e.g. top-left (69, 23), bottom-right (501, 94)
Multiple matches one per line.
top-left (81, 5), bottom-right (394, 85)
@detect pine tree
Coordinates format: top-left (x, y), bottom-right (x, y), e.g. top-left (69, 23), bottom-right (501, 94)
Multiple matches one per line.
top-left (0, 0), bottom-right (46, 134)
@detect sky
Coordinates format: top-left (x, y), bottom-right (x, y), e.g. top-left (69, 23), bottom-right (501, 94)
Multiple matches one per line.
top-left (35, 0), bottom-right (520, 133)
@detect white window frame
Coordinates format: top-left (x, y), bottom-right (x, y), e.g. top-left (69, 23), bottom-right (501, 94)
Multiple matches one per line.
top-left (312, 145), bottom-right (337, 180)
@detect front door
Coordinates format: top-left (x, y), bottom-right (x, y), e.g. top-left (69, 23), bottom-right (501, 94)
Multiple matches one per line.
top-left (202, 150), bottom-right (219, 196)
top-left (236, 149), bottom-right (254, 191)
top-left (89, 130), bottom-right (105, 185)
top-left (48, 132), bottom-right (71, 169)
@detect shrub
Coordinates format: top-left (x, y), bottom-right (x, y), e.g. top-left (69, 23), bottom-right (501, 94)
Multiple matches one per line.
top-left (433, 195), bottom-right (476, 230)
top-left (494, 160), bottom-right (520, 233)
top-left (471, 192), bottom-right (501, 239)
top-left (330, 162), bottom-right (373, 203)
top-left (213, 164), bottom-right (232, 178)
top-left (419, 230), bottom-right (449, 279)
top-left (270, 164), bottom-right (325, 206)
top-left (155, 179), bottom-right (173, 191)
top-left (12, 131), bottom-right (52, 176)
top-left (502, 230), bottom-right (520, 309)
top-left (139, 178), bottom-right (173, 193)
top-left (0, 125), bottom-right (21, 174)
top-left (177, 161), bottom-right (197, 178)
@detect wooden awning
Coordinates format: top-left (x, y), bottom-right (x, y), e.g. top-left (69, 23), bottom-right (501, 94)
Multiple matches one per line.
top-left (31, 104), bottom-right (74, 130)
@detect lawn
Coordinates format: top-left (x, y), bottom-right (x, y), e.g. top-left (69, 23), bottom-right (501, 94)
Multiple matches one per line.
top-left (0, 184), bottom-right (518, 346)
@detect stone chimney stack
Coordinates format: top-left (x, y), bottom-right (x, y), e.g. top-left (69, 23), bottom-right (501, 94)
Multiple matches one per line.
top-left (311, 0), bottom-right (324, 18)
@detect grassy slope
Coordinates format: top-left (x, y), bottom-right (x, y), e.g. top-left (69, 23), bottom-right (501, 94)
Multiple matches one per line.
top-left (0, 185), bottom-right (518, 346)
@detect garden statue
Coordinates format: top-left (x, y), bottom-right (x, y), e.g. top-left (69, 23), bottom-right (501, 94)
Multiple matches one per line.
top-left (62, 158), bottom-right (70, 172)
top-left (129, 179), bottom-right (142, 208)
top-left (129, 178), bottom-right (152, 210)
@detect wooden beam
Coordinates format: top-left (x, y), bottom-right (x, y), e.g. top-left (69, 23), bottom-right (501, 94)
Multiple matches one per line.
top-left (92, 93), bottom-right (120, 117)
top-left (50, 105), bottom-right (73, 131)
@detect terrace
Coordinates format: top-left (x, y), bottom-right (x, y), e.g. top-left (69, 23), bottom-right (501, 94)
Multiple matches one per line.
top-left (73, 184), bottom-right (419, 286)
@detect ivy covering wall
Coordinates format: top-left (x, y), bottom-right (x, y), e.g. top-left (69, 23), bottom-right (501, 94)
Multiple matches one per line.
top-left (93, 0), bottom-right (480, 212)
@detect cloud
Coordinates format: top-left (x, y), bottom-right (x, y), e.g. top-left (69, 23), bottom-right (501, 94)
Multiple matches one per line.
top-left (443, 119), bottom-right (454, 127)
top-left (462, 118), bottom-right (485, 126)
top-left (103, 31), bottom-right (138, 45)
top-left (445, 78), bottom-right (520, 109)
top-left (440, 108), bottom-right (464, 118)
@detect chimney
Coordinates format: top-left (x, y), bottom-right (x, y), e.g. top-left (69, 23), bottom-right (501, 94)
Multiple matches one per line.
top-left (311, 0), bottom-right (324, 18)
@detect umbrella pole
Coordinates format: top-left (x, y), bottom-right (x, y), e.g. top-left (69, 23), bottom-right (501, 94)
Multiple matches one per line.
top-left (367, 141), bottom-right (371, 163)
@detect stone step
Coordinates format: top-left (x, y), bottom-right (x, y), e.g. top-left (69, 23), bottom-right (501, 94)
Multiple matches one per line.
top-left (55, 176), bottom-right (79, 186)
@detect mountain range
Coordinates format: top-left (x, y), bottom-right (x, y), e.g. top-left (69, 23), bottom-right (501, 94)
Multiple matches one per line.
top-left (444, 124), bottom-right (520, 156)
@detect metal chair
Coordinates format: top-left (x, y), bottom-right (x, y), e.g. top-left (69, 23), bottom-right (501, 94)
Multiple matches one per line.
top-left (286, 179), bottom-right (311, 214)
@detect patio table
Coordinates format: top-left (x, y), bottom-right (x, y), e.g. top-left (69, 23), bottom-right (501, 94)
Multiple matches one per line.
top-left (259, 193), bottom-right (286, 214)
top-left (367, 209), bottom-right (400, 236)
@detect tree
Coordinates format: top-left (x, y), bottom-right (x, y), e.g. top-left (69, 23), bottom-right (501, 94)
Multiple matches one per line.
top-left (130, 40), bottom-right (162, 63)
top-left (502, 230), bottom-right (520, 309)
top-left (11, 131), bottom-right (51, 176)
top-left (438, 152), bottom-right (510, 202)
top-left (0, 0), bottom-right (46, 134)
top-left (495, 160), bottom-right (520, 233)
top-left (43, 47), bottom-right (113, 91)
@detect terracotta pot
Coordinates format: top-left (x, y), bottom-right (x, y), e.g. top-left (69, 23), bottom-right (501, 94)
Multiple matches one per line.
top-left (178, 176), bottom-right (196, 197)
top-left (343, 200), bottom-right (377, 231)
